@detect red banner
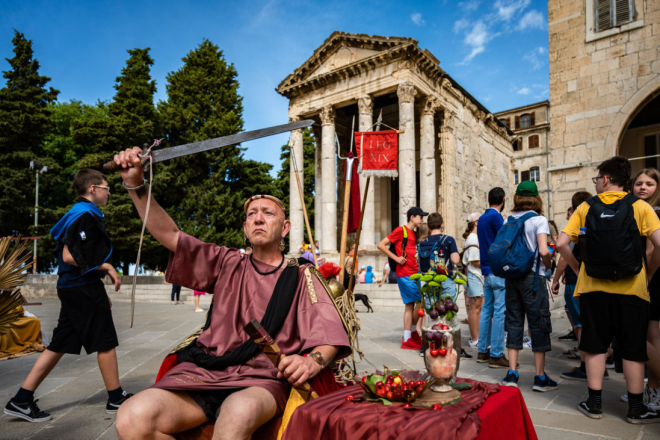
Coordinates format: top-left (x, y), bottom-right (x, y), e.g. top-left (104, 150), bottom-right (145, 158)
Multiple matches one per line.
top-left (354, 130), bottom-right (398, 177)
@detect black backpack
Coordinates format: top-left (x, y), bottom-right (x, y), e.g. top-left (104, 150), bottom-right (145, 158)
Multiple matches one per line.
top-left (388, 226), bottom-right (416, 270)
top-left (579, 194), bottom-right (644, 280)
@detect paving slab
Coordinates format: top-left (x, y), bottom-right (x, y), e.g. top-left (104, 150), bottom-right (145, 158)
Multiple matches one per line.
top-left (0, 299), bottom-right (650, 440)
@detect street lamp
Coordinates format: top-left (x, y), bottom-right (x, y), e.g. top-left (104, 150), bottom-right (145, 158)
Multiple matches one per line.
top-left (29, 161), bottom-right (49, 274)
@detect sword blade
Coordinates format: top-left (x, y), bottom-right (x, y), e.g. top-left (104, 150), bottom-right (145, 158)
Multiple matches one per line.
top-left (151, 120), bottom-right (314, 163)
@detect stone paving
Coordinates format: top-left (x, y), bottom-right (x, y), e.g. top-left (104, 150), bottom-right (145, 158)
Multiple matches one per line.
top-left (1, 299), bottom-right (659, 439)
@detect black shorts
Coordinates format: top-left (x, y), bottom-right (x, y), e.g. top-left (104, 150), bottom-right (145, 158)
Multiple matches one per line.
top-left (579, 291), bottom-right (649, 362)
top-left (188, 389), bottom-right (238, 422)
top-left (48, 281), bottom-right (119, 355)
top-left (650, 285), bottom-right (660, 322)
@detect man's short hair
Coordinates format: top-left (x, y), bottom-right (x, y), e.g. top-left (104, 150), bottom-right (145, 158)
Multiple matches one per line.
top-left (73, 169), bottom-right (107, 196)
top-left (488, 187), bottom-right (505, 206)
top-left (571, 191), bottom-right (593, 211)
top-left (596, 156), bottom-right (631, 188)
top-left (427, 213), bottom-right (443, 230)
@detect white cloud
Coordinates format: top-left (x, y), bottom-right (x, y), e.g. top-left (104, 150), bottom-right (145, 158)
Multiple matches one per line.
top-left (517, 10), bottom-right (545, 31)
top-left (459, 0), bottom-right (481, 12)
top-left (459, 21), bottom-right (492, 64)
top-left (411, 13), bottom-right (425, 26)
top-left (517, 87), bottom-right (531, 95)
top-left (493, 0), bottom-right (530, 21)
top-left (453, 18), bottom-right (470, 33)
top-left (523, 47), bottom-right (547, 70)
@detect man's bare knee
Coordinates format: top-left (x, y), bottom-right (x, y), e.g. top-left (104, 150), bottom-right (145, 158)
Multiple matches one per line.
top-left (213, 388), bottom-right (277, 440)
top-left (116, 392), bottom-right (159, 439)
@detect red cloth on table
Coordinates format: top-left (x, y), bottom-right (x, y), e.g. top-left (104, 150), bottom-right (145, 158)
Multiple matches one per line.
top-left (282, 378), bottom-right (501, 440)
top-left (475, 384), bottom-right (537, 440)
top-left (344, 152), bottom-right (361, 233)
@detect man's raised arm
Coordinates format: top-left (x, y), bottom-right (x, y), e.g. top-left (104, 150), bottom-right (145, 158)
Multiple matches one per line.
top-left (113, 147), bottom-right (180, 252)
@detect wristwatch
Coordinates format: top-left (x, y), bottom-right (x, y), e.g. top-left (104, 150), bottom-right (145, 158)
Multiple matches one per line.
top-left (308, 351), bottom-right (326, 368)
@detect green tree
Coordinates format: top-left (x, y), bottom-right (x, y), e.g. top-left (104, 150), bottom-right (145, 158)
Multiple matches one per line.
top-left (158, 39), bottom-right (274, 252)
top-left (275, 128), bottom-right (317, 247)
top-left (74, 48), bottom-right (160, 275)
top-left (0, 30), bottom-right (59, 242)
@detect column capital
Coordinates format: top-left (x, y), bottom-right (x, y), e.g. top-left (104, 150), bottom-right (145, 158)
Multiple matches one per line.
top-left (320, 105), bottom-right (335, 125)
top-left (397, 82), bottom-right (416, 104)
top-left (418, 96), bottom-right (440, 116)
top-left (440, 110), bottom-right (456, 133)
top-left (357, 96), bottom-right (373, 115)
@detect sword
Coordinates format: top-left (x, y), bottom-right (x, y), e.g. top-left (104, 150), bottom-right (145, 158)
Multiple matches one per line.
top-left (101, 120), bottom-right (314, 173)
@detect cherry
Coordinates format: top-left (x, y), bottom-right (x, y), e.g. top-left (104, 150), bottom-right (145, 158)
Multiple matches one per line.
top-left (417, 309), bottom-right (425, 317)
top-left (403, 403), bottom-right (412, 409)
top-left (452, 304), bottom-right (459, 312)
top-left (439, 348), bottom-right (448, 356)
top-left (432, 331), bottom-right (443, 342)
top-left (441, 325), bottom-right (450, 330)
top-left (362, 376), bottom-right (367, 383)
top-left (431, 403), bottom-right (442, 410)
top-left (437, 304), bottom-right (446, 314)
top-left (416, 385), bottom-right (425, 395)
top-left (425, 331), bottom-right (434, 341)
top-left (393, 376), bottom-right (402, 385)
top-left (377, 388), bottom-right (386, 397)
top-left (430, 349), bottom-right (439, 357)
top-left (386, 391), bottom-right (393, 400)
top-left (429, 309), bottom-right (439, 319)
top-left (376, 381), bottom-right (383, 387)
top-left (345, 395), bottom-right (354, 401)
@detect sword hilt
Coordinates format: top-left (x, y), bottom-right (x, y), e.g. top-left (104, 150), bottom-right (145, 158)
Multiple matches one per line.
top-left (101, 141), bottom-right (158, 174)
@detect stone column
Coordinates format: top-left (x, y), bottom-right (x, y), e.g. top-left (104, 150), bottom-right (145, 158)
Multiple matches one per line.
top-left (419, 96), bottom-right (438, 214)
top-left (439, 111), bottom-right (457, 237)
top-left (288, 119), bottom-right (304, 252)
top-left (358, 96), bottom-right (376, 249)
top-left (313, 127), bottom-right (322, 248)
top-left (320, 105), bottom-right (337, 253)
top-left (397, 82), bottom-right (416, 225)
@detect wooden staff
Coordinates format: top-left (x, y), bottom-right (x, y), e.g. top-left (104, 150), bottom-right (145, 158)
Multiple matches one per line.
top-left (243, 319), bottom-right (319, 401)
top-left (337, 158), bottom-right (357, 281)
top-left (347, 176), bottom-right (370, 293)
top-left (290, 138), bottom-right (318, 268)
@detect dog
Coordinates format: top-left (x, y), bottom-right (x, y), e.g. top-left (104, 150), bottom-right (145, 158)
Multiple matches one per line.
top-left (353, 293), bottom-right (373, 313)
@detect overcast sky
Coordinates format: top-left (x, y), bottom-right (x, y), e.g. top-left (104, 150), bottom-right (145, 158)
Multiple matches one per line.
top-left (1, 0), bottom-right (549, 174)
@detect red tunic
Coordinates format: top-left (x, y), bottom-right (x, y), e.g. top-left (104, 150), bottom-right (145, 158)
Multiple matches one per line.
top-left (151, 233), bottom-right (351, 410)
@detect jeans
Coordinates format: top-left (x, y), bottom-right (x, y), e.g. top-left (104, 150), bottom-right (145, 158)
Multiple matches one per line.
top-left (171, 284), bottom-right (181, 302)
top-left (466, 272), bottom-right (484, 298)
top-left (505, 271), bottom-right (552, 352)
top-left (441, 279), bottom-right (457, 301)
top-left (563, 284), bottom-right (581, 328)
top-left (478, 274), bottom-right (506, 357)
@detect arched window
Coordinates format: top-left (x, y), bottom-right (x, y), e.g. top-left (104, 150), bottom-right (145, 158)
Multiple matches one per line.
top-left (530, 167), bottom-right (540, 182)
top-left (528, 135), bottom-right (540, 148)
top-left (513, 139), bottom-right (521, 151)
top-left (520, 114), bottom-right (531, 128)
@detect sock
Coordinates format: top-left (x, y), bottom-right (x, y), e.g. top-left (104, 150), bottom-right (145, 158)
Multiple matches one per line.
top-left (628, 391), bottom-right (645, 413)
top-left (108, 386), bottom-right (125, 403)
top-left (536, 374), bottom-right (546, 381)
top-left (579, 361), bottom-right (586, 373)
top-left (411, 324), bottom-right (416, 332)
top-left (403, 330), bottom-right (412, 342)
top-left (587, 388), bottom-right (602, 407)
top-left (13, 387), bottom-right (34, 404)
top-left (508, 370), bottom-right (519, 378)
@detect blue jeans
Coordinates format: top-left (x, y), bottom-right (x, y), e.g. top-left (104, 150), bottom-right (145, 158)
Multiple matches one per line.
top-left (478, 274), bottom-right (507, 357)
top-left (441, 279), bottom-right (457, 301)
top-left (564, 284), bottom-right (581, 328)
top-left (505, 271), bottom-right (552, 352)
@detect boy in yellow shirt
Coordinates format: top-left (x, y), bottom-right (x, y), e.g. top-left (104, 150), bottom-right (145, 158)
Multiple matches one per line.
top-left (557, 156), bottom-right (660, 424)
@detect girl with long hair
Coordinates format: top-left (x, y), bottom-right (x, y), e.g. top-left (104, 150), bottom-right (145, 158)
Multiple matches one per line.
top-left (630, 168), bottom-right (660, 408)
top-left (462, 213), bottom-right (483, 350)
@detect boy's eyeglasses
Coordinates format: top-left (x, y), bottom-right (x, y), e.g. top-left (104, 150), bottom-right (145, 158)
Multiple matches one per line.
top-left (93, 185), bottom-right (110, 191)
top-left (591, 176), bottom-right (606, 184)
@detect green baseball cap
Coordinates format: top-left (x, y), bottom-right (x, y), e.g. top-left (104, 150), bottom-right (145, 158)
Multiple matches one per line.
top-left (516, 180), bottom-right (539, 196)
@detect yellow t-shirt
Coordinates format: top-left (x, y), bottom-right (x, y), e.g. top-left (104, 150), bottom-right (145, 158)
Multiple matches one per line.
top-left (562, 191), bottom-right (660, 301)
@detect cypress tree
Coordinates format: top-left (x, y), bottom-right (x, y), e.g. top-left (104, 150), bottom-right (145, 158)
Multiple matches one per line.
top-left (159, 39), bottom-right (271, 249)
top-left (0, 30), bottom-right (59, 240)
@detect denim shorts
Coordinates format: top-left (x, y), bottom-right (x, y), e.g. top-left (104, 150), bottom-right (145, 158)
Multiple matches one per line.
top-left (563, 284), bottom-right (581, 328)
top-left (466, 272), bottom-right (484, 298)
top-left (504, 271), bottom-right (552, 352)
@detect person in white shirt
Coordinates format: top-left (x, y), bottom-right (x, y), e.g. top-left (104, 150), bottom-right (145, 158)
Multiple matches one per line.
top-left (462, 213), bottom-right (483, 349)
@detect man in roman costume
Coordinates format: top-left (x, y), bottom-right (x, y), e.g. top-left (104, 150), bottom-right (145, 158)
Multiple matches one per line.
top-left (113, 146), bottom-right (351, 440)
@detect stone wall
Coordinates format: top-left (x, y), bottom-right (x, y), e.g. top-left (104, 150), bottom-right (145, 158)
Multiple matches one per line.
top-left (548, 0), bottom-right (660, 228)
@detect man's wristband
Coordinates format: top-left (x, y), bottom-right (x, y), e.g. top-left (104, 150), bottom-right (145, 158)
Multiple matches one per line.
top-left (122, 179), bottom-right (147, 191)
top-left (307, 351), bottom-right (326, 368)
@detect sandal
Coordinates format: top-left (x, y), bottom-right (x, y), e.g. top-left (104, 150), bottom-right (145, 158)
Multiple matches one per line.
top-left (562, 347), bottom-right (577, 355)
top-left (567, 351), bottom-right (581, 359)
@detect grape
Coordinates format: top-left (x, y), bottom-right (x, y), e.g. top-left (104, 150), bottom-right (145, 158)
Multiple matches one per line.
top-left (425, 332), bottom-right (434, 341)
top-left (437, 304), bottom-right (446, 314)
top-left (453, 304), bottom-right (459, 312)
top-left (432, 331), bottom-right (443, 342)
top-left (429, 310), bottom-right (439, 319)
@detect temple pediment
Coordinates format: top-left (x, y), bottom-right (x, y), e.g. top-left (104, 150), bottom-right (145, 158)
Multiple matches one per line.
top-left (277, 32), bottom-right (417, 95)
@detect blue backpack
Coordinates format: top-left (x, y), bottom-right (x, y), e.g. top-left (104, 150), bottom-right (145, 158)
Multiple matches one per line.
top-left (488, 212), bottom-right (541, 290)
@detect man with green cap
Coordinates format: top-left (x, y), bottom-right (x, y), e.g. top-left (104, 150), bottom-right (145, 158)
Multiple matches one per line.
top-left (498, 180), bottom-right (557, 393)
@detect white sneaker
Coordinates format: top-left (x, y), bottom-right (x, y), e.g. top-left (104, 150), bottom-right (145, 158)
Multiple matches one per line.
top-left (522, 336), bottom-right (532, 349)
top-left (620, 386), bottom-right (660, 410)
top-left (469, 338), bottom-right (479, 348)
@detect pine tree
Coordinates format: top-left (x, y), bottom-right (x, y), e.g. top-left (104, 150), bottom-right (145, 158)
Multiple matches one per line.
top-left (158, 39), bottom-right (269, 250)
top-left (0, 30), bottom-right (59, 241)
top-left (275, 128), bottom-right (317, 245)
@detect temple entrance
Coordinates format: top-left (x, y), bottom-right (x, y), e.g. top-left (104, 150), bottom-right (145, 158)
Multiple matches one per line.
top-left (618, 90), bottom-right (660, 174)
